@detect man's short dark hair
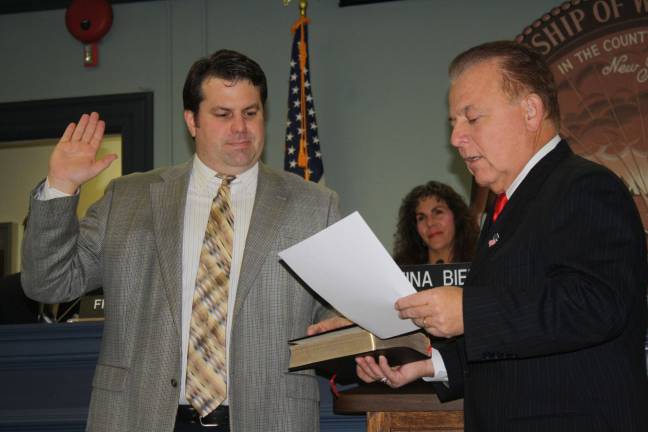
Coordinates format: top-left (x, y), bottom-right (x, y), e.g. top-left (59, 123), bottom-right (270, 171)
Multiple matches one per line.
top-left (182, 49), bottom-right (268, 115)
top-left (449, 41), bottom-right (560, 127)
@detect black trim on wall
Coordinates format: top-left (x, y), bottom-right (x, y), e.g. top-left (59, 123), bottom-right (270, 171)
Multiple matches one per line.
top-left (339, 0), bottom-right (403, 6)
top-left (0, 0), bottom-right (402, 14)
top-left (0, 0), bottom-right (160, 15)
top-left (0, 92), bottom-right (154, 175)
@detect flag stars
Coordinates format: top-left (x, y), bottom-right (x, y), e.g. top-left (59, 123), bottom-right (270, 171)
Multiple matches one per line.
top-left (304, 81), bottom-right (311, 88)
top-left (310, 123), bottom-right (318, 130)
top-left (289, 160), bottom-right (297, 168)
top-left (313, 137), bottom-right (320, 144)
top-left (315, 151), bottom-right (321, 158)
top-left (297, 128), bottom-right (304, 135)
top-left (288, 146), bottom-right (296, 155)
top-left (295, 113), bottom-right (302, 121)
top-left (290, 60), bottom-right (296, 68)
top-left (291, 86), bottom-right (299, 95)
top-left (306, 95), bottom-right (313, 103)
top-left (293, 100), bottom-right (300, 108)
top-left (290, 73), bottom-right (297, 81)
top-left (286, 133), bottom-right (294, 142)
top-left (308, 108), bottom-right (315, 116)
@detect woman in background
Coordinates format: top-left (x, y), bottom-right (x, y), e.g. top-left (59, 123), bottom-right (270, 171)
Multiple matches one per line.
top-left (393, 181), bottom-right (478, 265)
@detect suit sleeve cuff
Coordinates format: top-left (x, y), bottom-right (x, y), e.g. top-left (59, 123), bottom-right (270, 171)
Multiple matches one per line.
top-left (37, 178), bottom-right (78, 200)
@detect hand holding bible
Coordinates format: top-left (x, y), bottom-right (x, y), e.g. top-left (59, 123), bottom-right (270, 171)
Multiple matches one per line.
top-left (355, 355), bottom-right (434, 388)
top-left (306, 316), bottom-right (352, 336)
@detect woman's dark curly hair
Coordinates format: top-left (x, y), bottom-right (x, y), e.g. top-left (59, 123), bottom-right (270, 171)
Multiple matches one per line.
top-left (393, 181), bottom-right (479, 265)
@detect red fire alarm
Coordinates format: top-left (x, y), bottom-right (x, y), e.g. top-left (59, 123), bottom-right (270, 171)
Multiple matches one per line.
top-left (65, 0), bottom-right (113, 67)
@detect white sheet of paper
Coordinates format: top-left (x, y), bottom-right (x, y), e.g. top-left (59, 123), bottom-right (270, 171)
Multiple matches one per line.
top-left (278, 211), bottom-right (418, 338)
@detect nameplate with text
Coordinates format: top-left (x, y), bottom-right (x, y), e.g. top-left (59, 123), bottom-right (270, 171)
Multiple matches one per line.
top-left (78, 295), bottom-right (105, 320)
top-left (400, 262), bottom-right (470, 290)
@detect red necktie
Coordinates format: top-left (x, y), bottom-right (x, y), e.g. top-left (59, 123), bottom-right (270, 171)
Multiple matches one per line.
top-left (492, 193), bottom-right (508, 222)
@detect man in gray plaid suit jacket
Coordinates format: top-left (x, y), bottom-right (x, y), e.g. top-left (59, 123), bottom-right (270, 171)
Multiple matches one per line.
top-left (22, 49), bottom-right (342, 432)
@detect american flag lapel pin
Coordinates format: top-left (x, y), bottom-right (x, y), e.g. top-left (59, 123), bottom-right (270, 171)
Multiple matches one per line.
top-left (488, 233), bottom-right (500, 248)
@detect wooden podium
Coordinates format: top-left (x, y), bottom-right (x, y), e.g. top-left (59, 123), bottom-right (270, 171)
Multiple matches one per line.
top-left (334, 381), bottom-right (464, 432)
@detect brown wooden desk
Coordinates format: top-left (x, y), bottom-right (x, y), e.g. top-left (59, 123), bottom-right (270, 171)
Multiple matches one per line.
top-left (334, 381), bottom-right (464, 432)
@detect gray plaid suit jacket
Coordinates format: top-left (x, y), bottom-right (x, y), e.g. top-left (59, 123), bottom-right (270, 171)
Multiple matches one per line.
top-left (22, 161), bottom-right (340, 432)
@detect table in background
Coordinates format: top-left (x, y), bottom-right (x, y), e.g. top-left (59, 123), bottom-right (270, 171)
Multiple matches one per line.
top-left (0, 323), bottom-right (365, 432)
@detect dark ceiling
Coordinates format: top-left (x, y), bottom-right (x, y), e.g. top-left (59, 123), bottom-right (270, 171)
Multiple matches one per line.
top-left (0, 0), bottom-right (157, 15)
top-left (0, 0), bottom-right (400, 15)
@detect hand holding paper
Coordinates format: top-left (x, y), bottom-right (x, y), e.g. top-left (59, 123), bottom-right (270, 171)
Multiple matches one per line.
top-left (396, 286), bottom-right (464, 338)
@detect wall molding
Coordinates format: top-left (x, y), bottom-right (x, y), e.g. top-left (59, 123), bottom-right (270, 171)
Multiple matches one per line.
top-left (0, 92), bottom-right (154, 175)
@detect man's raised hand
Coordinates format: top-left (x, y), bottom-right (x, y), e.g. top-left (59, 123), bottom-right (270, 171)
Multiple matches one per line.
top-left (48, 112), bottom-right (118, 194)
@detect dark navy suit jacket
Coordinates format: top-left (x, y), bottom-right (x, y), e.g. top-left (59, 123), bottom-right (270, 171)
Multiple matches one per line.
top-left (433, 140), bottom-right (648, 431)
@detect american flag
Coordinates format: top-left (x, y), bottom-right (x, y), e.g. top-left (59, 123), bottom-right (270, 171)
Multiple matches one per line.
top-left (284, 16), bottom-right (323, 183)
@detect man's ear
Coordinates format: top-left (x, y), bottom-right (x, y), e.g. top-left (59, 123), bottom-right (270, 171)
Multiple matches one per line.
top-left (522, 93), bottom-right (544, 132)
top-left (184, 110), bottom-right (197, 138)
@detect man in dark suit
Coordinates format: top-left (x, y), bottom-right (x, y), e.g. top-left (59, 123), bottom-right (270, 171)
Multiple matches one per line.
top-left (357, 41), bottom-right (648, 431)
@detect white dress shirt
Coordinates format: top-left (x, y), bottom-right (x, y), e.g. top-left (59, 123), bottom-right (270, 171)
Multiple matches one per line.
top-left (505, 134), bottom-right (561, 199)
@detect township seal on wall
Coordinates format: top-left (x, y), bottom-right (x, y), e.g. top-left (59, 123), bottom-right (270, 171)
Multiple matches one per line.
top-left (516, 0), bottom-right (648, 237)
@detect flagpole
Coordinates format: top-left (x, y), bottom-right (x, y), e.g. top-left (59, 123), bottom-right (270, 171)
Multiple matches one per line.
top-left (299, 0), bottom-right (307, 16)
top-left (283, 0), bottom-right (308, 16)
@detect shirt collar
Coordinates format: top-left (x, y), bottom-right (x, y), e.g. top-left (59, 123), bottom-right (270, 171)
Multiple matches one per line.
top-left (192, 155), bottom-right (259, 192)
top-left (506, 134), bottom-right (561, 198)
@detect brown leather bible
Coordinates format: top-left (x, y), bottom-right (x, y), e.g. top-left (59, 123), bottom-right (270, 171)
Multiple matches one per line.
top-left (289, 325), bottom-right (431, 381)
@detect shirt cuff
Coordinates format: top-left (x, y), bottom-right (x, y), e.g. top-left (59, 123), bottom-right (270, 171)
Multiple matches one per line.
top-left (421, 348), bottom-right (448, 382)
top-left (37, 178), bottom-right (77, 200)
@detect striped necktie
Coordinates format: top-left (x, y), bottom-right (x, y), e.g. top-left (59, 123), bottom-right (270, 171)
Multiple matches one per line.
top-left (186, 174), bottom-right (235, 416)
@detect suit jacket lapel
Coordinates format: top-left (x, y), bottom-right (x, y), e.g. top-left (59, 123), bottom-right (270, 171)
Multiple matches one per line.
top-left (233, 163), bottom-right (288, 319)
top-left (471, 141), bottom-right (573, 276)
top-left (150, 162), bottom-right (191, 336)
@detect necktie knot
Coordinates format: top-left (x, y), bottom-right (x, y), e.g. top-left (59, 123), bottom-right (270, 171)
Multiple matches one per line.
top-left (492, 193), bottom-right (508, 222)
top-left (216, 174), bottom-right (236, 187)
